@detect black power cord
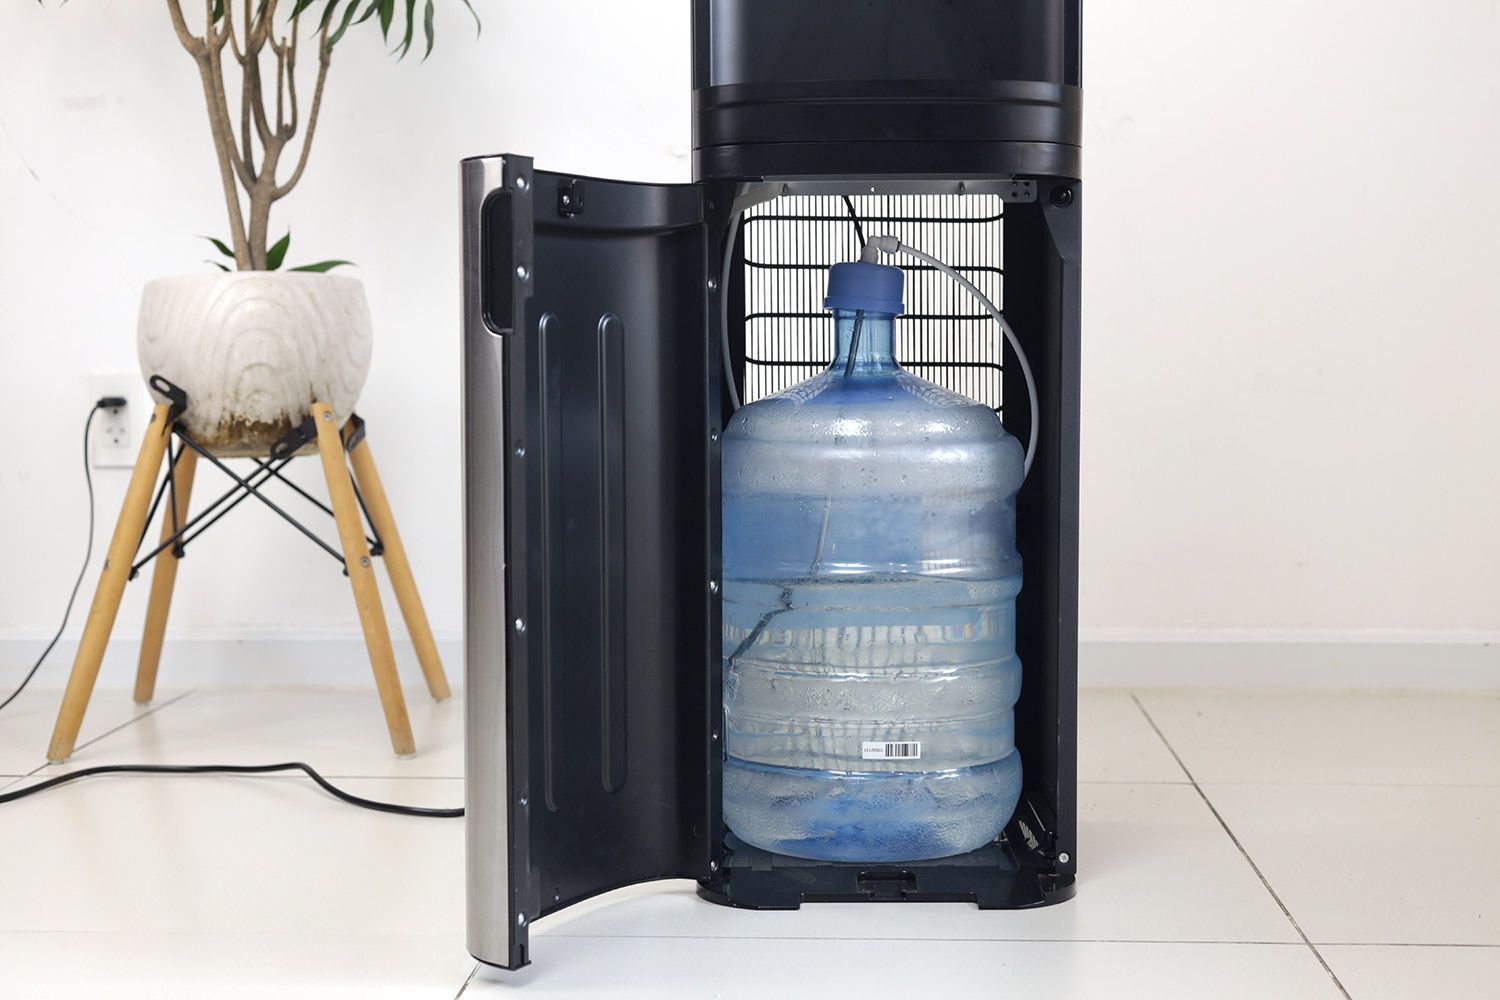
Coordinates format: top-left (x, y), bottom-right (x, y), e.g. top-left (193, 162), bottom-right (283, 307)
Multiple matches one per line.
top-left (0, 398), bottom-right (463, 820)
top-left (838, 197), bottom-right (868, 378)
top-left (0, 762), bottom-right (463, 818)
top-left (0, 398), bottom-right (119, 713)
top-left (841, 194), bottom-right (866, 248)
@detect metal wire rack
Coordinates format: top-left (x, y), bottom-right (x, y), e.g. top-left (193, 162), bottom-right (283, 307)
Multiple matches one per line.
top-left (740, 193), bottom-right (1005, 412)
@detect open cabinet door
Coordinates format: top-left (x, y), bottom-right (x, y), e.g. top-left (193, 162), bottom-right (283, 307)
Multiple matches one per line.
top-left (462, 155), bottom-right (718, 970)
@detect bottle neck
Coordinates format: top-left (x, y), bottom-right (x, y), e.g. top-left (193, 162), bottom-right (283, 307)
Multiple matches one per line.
top-left (830, 309), bottom-right (898, 374)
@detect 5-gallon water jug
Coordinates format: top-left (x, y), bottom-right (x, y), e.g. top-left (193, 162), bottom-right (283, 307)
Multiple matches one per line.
top-left (721, 259), bottom-right (1025, 862)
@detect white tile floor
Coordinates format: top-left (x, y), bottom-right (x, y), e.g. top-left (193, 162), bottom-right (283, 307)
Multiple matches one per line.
top-left (1, 686), bottom-right (1496, 998)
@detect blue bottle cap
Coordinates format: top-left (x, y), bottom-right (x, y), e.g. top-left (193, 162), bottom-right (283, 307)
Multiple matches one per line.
top-left (824, 261), bottom-right (905, 316)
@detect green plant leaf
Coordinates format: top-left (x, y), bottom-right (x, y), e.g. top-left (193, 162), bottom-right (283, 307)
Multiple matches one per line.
top-left (204, 260), bottom-right (231, 272)
top-left (211, 0), bottom-right (224, 23)
top-left (316, 0), bottom-right (343, 32)
top-left (457, 0), bottom-right (479, 35)
top-left (201, 235), bottom-right (236, 259)
top-left (287, 259), bottom-right (356, 273)
top-left (353, 0), bottom-right (382, 31)
top-left (266, 231), bottom-right (292, 270)
top-left (329, 0), bottom-right (364, 46)
top-left (284, 0), bottom-right (479, 51)
top-left (397, 0), bottom-right (417, 58)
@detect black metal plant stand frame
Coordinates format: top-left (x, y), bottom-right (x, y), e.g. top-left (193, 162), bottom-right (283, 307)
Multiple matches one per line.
top-left (129, 378), bottom-right (385, 582)
top-left (43, 372), bottom-right (455, 765)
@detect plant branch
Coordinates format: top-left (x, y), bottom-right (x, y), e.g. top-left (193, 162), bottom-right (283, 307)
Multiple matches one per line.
top-left (285, 15), bottom-right (300, 135)
top-left (275, 45), bottom-right (286, 133)
top-left (164, 0), bottom-right (205, 56)
top-left (248, 0), bottom-right (278, 48)
top-left (244, 49), bottom-right (274, 147)
top-left (205, 0), bottom-right (230, 52)
top-left (227, 8), bottom-right (244, 60)
top-left (231, 0), bottom-right (274, 150)
top-left (206, 38), bottom-right (256, 188)
top-left (193, 74), bottom-right (251, 266)
top-left (163, 0), bottom-right (479, 270)
top-left (236, 0), bottom-right (256, 173)
top-left (166, 0), bottom-right (250, 267)
top-left (272, 21), bottom-right (330, 201)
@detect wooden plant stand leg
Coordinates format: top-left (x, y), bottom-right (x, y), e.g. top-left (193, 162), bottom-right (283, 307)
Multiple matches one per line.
top-left (312, 402), bottom-right (416, 757)
top-left (48, 404), bottom-right (175, 762)
top-left (344, 419), bottom-right (451, 701)
top-left (133, 447), bottom-right (199, 704)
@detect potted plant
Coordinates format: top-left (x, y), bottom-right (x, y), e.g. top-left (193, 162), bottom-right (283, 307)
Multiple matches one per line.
top-left (129, 0), bottom-right (477, 453)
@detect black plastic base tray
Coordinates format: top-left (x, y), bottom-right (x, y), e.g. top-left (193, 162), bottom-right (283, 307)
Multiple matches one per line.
top-left (697, 833), bottom-right (1075, 910)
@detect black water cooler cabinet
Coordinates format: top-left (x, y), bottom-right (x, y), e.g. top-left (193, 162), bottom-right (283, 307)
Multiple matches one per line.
top-left (462, 0), bottom-right (1082, 970)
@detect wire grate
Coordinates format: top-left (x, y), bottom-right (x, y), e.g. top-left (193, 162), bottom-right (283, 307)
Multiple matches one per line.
top-left (740, 194), bottom-right (1005, 411)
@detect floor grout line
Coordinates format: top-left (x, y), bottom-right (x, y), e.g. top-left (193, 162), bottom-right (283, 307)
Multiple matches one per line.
top-left (72, 688), bottom-right (198, 755)
top-left (1087, 779), bottom-right (1500, 789)
top-left (1195, 780), bottom-right (1500, 789)
top-left (1130, 692), bottom-right (1355, 1000)
top-left (1313, 942), bottom-right (1500, 949)
top-left (0, 690), bottom-right (197, 793)
top-left (0, 689), bottom-right (199, 791)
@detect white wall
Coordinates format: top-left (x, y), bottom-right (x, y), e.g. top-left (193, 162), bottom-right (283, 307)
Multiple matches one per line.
top-left (1, 1), bottom-right (1497, 688)
top-left (1080, 0), bottom-right (1500, 683)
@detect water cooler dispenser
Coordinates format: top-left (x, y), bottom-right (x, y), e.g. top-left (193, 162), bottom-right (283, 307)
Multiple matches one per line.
top-left (462, 0), bottom-right (1081, 970)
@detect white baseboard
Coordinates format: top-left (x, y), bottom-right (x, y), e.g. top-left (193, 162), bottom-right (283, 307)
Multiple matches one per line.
top-left (0, 631), bottom-right (465, 691)
top-left (1080, 628), bottom-right (1500, 690)
top-left (2, 629), bottom-right (1496, 692)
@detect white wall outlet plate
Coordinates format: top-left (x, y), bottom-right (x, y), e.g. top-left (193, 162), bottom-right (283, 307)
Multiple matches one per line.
top-left (87, 371), bottom-right (150, 468)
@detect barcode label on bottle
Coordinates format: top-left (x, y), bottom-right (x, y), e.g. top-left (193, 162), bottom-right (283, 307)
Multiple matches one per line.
top-left (862, 741), bottom-right (922, 760)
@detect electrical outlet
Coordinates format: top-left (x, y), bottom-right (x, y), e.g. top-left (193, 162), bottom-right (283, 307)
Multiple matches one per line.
top-left (87, 372), bottom-right (149, 468)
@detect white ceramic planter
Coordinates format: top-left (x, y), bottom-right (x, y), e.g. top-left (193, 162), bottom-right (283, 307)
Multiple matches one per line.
top-left (137, 272), bottom-right (373, 455)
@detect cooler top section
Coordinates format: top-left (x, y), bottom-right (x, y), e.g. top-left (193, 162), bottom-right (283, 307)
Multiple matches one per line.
top-left (696, 0), bottom-right (1073, 88)
top-left (692, 0), bottom-right (1082, 182)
